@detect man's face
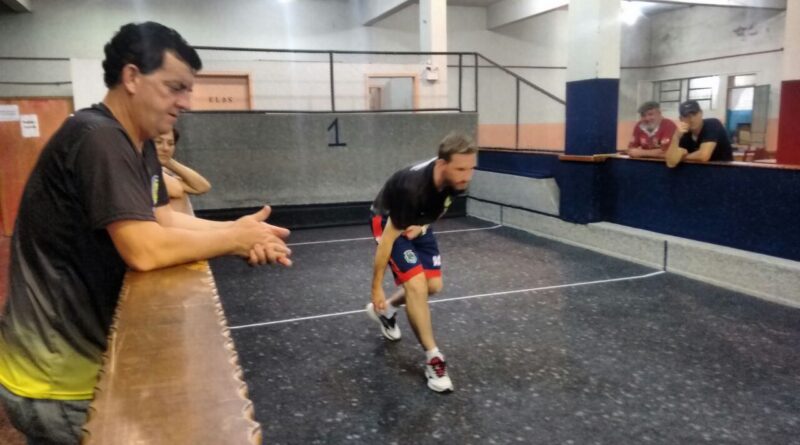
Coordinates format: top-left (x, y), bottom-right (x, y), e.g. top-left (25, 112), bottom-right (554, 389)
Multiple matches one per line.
top-left (641, 108), bottom-right (662, 129)
top-left (154, 131), bottom-right (175, 165)
top-left (680, 111), bottom-right (703, 132)
top-left (443, 153), bottom-right (477, 191)
top-left (130, 51), bottom-right (194, 140)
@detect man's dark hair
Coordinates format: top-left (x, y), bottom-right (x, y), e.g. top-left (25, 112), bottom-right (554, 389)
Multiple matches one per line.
top-left (637, 101), bottom-right (660, 116)
top-left (102, 22), bottom-right (202, 88)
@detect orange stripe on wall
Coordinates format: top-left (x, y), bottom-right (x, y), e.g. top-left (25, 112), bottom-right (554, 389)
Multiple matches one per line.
top-left (477, 123), bottom-right (565, 150)
top-left (617, 120), bottom-right (637, 151)
top-left (478, 122), bottom-right (633, 151)
top-left (479, 119), bottom-right (779, 153)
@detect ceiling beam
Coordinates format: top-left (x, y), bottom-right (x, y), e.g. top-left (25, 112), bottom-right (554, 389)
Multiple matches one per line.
top-left (1, 0), bottom-right (32, 12)
top-left (629, 0), bottom-right (785, 9)
top-left (487, 0), bottom-right (569, 30)
top-left (486, 0), bottom-right (785, 30)
top-left (358, 0), bottom-right (414, 26)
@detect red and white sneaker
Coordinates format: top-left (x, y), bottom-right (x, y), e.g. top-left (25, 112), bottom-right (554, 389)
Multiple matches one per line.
top-left (425, 356), bottom-right (454, 392)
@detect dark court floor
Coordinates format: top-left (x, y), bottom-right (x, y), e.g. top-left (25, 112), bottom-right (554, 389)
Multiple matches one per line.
top-left (210, 217), bottom-right (800, 445)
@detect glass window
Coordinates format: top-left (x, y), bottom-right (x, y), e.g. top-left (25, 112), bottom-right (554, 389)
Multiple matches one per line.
top-left (689, 76), bottom-right (716, 89)
top-left (661, 90), bottom-right (680, 101)
top-left (731, 74), bottom-right (756, 87)
top-left (661, 80), bottom-right (680, 91)
top-left (688, 89), bottom-right (712, 100)
top-left (655, 75), bottom-right (719, 109)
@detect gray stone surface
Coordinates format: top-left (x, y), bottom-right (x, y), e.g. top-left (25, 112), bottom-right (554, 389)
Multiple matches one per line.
top-left (469, 200), bottom-right (800, 307)
top-left (667, 238), bottom-right (800, 308)
top-left (469, 170), bottom-right (560, 216)
top-left (465, 197), bottom-right (501, 223)
top-left (499, 206), bottom-right (665, 270)
top-left (177, 112), bottom-right (477, 209)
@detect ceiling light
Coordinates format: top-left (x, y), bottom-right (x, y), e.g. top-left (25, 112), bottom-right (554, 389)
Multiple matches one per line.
top-left (620, 2), bottom-right (643, 26)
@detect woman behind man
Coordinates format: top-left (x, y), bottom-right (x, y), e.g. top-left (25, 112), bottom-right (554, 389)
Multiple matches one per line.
top-left (154, 128), bottom-right (211, 213)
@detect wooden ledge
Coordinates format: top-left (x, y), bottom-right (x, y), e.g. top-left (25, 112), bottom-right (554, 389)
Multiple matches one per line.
top-left (617, 154), bottom-right (800, 170)
top-left (83, 262), bottom-right (261, 444)
top-left (558, 153), bottom-right (619, 163)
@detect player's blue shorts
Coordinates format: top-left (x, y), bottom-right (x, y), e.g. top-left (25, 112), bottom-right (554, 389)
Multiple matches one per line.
top-left (370, 214), bottom-right (441, 285)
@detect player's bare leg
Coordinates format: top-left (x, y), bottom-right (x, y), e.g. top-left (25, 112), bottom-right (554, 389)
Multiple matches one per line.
top-left (403, 274), bottom-right (452, 392)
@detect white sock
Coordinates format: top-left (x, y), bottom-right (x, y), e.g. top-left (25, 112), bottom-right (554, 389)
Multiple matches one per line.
top-left (383, 303), bottom-right (398, 318)
top-left (425, 347), bottom-right (443, 361)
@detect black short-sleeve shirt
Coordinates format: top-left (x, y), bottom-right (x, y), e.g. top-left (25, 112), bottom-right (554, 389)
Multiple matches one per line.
top-left (0, 103), bottom-right (168, 398)
top-left (678, 118), bottom-right (733, 162)
top-left (371, 158), bottom-right (457, 230)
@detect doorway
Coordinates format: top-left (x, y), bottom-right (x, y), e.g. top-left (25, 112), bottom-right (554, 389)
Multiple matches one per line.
top-left (0, 98), bottom-right (73, 236)
top-left (190, 73), bottom-right (252, 111)
top-left (726, 74), bottom-right (768, 147)
top-left (366, 75), bottom-right (417, 111)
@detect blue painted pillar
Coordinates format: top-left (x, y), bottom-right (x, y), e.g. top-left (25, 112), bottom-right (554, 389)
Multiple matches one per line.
top-left (559, 0), bottom-right (621, 223)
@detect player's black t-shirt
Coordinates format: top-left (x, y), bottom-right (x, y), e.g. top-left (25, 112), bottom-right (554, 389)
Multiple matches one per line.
top-left (678, 118), bottom-right (733, 162)
top-left (0, 103), bottom-right (168, 398)
top-left (371, 157), bottom-right (458, 230)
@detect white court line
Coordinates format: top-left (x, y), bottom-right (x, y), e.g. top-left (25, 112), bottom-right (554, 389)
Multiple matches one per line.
top-left (229, 270), bottom-right (665, 330)
top-left (287, 224), bottom-right (502, 247)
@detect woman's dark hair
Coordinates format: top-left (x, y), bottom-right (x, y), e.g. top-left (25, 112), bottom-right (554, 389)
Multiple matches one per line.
top-left (102, 21), bottom-right (202, 88)
top-left (172, 127), bottom-right (181, 144)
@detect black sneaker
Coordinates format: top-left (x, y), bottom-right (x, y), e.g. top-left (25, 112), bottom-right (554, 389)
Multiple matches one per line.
top-left (365, 303), bottom-right (401, 341)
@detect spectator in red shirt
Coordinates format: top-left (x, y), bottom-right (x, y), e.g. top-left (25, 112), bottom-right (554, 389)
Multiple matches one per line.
top-left (627, 101), bottom-right (677, 159)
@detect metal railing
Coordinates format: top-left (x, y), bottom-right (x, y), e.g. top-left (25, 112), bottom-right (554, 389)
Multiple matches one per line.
top-left (1, 49), bottom-right (567, 149)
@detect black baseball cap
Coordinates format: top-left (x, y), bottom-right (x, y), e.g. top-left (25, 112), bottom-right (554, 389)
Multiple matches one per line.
top-left (679, 100), bottom-right (702, 117)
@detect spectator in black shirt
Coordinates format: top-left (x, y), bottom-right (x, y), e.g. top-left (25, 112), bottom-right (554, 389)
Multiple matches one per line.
top-left (665, 99), bottom-right (734, 168)
top-left (0, 22), bottom-right (291, 445)
top-left (366, 133), bottom-right (478, 393)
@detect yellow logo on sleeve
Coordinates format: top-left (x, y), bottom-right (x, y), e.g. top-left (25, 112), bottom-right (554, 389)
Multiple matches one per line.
top-left (151, 175), bottom-right (160, 205)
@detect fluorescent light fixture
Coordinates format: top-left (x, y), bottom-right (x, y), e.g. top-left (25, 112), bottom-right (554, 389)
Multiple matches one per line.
top-left (620, 2), bottom-right (643, 26)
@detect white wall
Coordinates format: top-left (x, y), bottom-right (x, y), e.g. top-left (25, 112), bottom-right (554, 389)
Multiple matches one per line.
top-left (0, 1), bottom-right (789, 140)
top-left (644, 6), bottom-right (785, 119)
top-left (2, 1), bottom-right (561, 120)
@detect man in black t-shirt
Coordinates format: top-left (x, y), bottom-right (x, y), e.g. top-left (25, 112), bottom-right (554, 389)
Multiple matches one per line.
top-left (0, 22), bottom-right (292, 444)
top-left (664, 100), bottom-right (734, 168)
top-left (366, 133), bottom-right (478, 393)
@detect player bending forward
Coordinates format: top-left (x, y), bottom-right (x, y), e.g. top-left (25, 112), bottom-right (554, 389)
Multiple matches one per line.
top-left (367, 132), bottom-right (478, 392)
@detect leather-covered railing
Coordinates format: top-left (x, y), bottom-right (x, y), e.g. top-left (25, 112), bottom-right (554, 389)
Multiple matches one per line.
top-left (82, 261), bottom-right (261, 444)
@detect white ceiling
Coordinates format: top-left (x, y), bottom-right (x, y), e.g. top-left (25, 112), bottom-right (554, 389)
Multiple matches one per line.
top-left (446, 0), bottom-right (503, 6)
top-left (631, 1), bottom-right (687, 15)
top-left (444, 1), bottom-right (709, 16)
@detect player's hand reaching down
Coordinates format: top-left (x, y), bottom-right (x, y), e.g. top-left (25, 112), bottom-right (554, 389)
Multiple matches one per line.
top-left (231, 206), bottom-right (292, 266)
top-left (371, 286), bottom-right (387, 313)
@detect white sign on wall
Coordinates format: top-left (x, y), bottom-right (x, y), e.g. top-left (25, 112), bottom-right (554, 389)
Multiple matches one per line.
top-left (20, 114), bottom-right (40, 138)
top-left (0, 104), bottom-right (20, 122)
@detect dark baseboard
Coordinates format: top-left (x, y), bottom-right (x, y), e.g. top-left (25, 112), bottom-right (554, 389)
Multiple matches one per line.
top-left (195, 197), bottom-right (467, 230)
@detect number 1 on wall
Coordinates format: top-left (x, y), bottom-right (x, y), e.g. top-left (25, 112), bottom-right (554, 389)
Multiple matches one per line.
top-left (327, 118), bottom-right (347, 147)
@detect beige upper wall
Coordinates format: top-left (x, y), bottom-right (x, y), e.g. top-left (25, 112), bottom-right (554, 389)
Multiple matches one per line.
top-left (0, 1), bottom-right (789, 127)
